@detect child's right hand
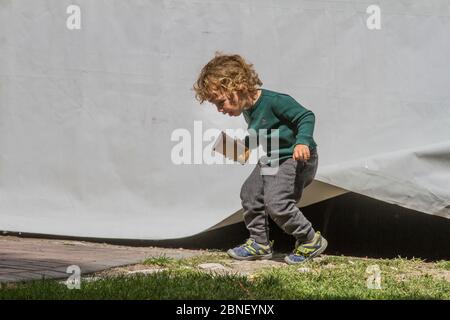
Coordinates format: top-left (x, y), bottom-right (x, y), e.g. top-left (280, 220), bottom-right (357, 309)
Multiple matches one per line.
top-left (235, 148), bottom-right (250, 163)
top-left (293, 144), bottom-right (310, 161)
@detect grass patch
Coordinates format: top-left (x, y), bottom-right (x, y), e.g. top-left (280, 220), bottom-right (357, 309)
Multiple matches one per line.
top-left (1, 256), bottom-right (449, 300)
top-left (142, 253), bottom-right (231, 268)
top-left (259, 259), bottom-right (449, 300)
top-left (142, 255), bottom-right (178, 268)
top-left (436, 260), bottom-right (450, 271)
top-left (0, 271), bottom-right (253, 300)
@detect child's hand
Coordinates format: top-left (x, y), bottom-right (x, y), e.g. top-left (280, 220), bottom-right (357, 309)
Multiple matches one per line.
top-left (236, 148), bottom-right (251, 164)
top-left (293, 144), bottom-right (310, 161)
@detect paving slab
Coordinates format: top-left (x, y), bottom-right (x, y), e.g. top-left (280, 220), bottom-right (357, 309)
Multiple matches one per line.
top-left (0, 236), bottom-right (207, 283)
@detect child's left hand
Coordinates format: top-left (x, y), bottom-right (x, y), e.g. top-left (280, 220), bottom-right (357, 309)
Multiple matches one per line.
top-left (293, 144), bottom-right (310, 161)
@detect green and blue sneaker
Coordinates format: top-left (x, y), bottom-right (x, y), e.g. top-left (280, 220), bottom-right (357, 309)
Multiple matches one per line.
top-left (227, 238), bottom-right (274, 261)
top-left (285, 232), bottom-right (328, 264)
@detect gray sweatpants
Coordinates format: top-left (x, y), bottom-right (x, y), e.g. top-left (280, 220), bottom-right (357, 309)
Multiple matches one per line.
top-left (240, 149), bottom-right (319, 245)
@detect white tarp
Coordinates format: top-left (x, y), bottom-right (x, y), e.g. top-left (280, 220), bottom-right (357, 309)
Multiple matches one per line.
top-left (1, 0), bottom-right (449, 240)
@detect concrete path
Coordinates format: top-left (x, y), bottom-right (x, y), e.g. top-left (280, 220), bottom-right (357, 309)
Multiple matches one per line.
top-left (0, 236), bottom-right (205, 283)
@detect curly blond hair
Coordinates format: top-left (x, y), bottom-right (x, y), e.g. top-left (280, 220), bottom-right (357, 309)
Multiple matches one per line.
top-left (193, 53), bottom-right (262, 108)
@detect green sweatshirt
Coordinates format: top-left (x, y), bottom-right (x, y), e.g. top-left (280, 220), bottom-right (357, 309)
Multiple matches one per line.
top-left (243, 89), bottom-right (317, 165)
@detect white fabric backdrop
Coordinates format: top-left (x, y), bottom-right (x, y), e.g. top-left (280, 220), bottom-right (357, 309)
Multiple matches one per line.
top-left (1, 0), bottom-right (449, 240)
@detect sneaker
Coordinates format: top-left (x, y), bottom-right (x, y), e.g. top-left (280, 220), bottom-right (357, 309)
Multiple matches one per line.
top-left (284, 232), bottom-right (328, 264)
top-left (227, 238), bottom-right (274, 261)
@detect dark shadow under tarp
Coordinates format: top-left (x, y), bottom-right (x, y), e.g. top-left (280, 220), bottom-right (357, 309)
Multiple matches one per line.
top-left (155, 192), bottom-right (450, 261)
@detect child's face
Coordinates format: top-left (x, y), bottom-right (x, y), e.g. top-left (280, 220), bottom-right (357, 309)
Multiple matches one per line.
top-left (209, 91), bottom-right (245, 117)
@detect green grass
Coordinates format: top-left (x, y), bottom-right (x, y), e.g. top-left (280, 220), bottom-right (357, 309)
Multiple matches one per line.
top-left (142, 253), bottom-right (231, 268)
top-left (142, 255), bottom-right (177, 267)
top-left (1, 255), bottom-right (449, 300)
top-left (436, 260), bottom-right (450, 271)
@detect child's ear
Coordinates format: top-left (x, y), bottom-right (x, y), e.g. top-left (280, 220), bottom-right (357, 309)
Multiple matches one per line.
top-left (231, 91), bottom-right (241, 103)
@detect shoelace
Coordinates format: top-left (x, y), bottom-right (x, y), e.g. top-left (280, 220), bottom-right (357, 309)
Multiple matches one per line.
top-left (294, 238), bottom-right (319, 257)
top-left (239, 239), bottom-right (270, 254)
top-left (238, 239), bottom-right (256, 253)
top-left (294, 246), bottom-right (312, 257)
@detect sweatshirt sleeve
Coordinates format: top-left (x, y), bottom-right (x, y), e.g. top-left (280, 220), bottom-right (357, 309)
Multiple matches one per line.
top-left (272, 95), bottom-right (316, 148)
